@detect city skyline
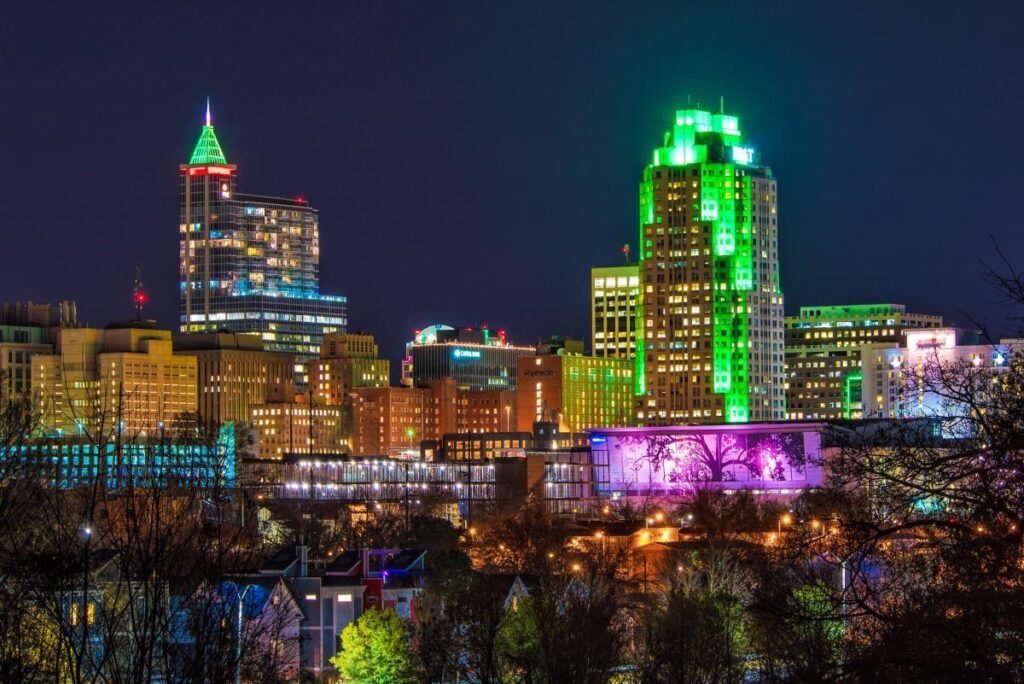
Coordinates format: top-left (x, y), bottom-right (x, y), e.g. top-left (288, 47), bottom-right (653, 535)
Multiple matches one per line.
top-left (3, 2), bottom-right (1022, 374)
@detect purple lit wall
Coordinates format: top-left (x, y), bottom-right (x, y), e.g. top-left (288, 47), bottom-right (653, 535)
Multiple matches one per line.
top-left (591, 423), bottom-right (825, 497)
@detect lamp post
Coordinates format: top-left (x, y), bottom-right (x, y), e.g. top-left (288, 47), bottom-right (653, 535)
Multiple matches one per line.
top-left (778, 512), bottom-right (793, 537)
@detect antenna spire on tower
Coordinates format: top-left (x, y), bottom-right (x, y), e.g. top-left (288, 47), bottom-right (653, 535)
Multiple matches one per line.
top-left (205, 97), bottom-right (211, 127)
top-left (133, 266), bottom-right (147, 321)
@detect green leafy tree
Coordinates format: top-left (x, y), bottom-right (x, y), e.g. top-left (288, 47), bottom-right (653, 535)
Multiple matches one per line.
top-left (332, 608), bottom-right (420, 684)
top-left (753, 579), bottom-right (843, 682)
top-left (496, 594), bottom-right (541, 682)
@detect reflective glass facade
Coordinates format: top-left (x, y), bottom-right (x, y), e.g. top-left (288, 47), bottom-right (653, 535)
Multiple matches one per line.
top-left (179, 112), bottom-right (347, 378)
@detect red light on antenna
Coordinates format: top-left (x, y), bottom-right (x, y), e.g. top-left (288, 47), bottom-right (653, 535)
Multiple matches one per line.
top-left (296, 196), bottom-right (304, 203)
top-left (134, 292), bottom-right (148, 305)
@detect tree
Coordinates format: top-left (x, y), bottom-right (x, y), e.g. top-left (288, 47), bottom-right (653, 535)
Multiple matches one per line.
top-left (332, 608), bottom-right (420, 684)
top-left (529, 575), bottom-right (622, 684)
top-left (752, 579), bottom-right (844, 682)
top-left (759, 250), bottom-right (1024, 680)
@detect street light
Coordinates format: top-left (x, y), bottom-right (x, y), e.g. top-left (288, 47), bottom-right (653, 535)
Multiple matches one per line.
top-left (778, 513), bottom-right (793, 536)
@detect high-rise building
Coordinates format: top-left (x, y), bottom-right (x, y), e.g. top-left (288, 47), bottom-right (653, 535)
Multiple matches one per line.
top-left (591, 265), bottom-right (639, 361)
top-left (401, 324), bottom-right (534, 391)
top-left (516, 353), bottom-right (634, 432)
top-left (178, 103), bottom-right (347, 382)
top-left (784, 304), bottom-right (943, 420)
top-left (309, 332), bottom-right (390, 406)
top-left (637, 106), bottom-right (785, 425)
top-left (34, 323), bottom-right (197, 436)
top-left (175, 332), bottom-right (295, 430)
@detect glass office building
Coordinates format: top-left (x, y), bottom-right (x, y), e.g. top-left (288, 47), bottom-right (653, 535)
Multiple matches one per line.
top-left (179, 103), bottom-right (347, 381)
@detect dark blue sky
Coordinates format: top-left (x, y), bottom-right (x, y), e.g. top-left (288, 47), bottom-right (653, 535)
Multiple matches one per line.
top-left (2, 1), bottom-right (1022, 367)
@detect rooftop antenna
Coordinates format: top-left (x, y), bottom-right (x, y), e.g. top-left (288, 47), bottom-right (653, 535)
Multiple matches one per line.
top-left (205, 97), bottom-right (212, 127)
top-left (133, 266), bottom-right (147, 321)
top-left (687, 93), bottom-right (692, 105)
top-left (621, 243), bottom-right (631, 264)
top-left (719, 95), bottom-right (724, 113)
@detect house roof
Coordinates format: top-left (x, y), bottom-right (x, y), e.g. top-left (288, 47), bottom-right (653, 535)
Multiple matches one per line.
top-left (261, 546), bottom-right (298, 574)
top-left (324, 550), bottom-right (361, 575)
top-left (383, 549), bottom-right (425, 572)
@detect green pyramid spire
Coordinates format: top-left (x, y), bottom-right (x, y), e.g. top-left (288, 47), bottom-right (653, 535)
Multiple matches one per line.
top-left (189, 99), bottom-right (227, 165)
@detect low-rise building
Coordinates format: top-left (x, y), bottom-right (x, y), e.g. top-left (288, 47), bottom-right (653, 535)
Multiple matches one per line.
top-left (245, 545), bottom-right (426, 676)
top-left (250, 397), bottom-right (346, 458)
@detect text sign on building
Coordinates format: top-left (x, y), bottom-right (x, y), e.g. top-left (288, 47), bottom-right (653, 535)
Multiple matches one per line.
top-left (452, 348), bottom-right (482, 360)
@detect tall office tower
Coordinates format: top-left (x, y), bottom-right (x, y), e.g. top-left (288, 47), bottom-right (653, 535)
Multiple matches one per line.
top-left (592, 265), bottom-right (639, 360)
top-left (179, 103), bottom-right (347, 383)
top-left (785, 304), bottom-right (943, 420)
top-left (638, 106), bottom-right (784, 425)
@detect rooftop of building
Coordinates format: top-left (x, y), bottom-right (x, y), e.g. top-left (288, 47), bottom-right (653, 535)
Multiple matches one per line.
top-left (590, 422), bottom-right (829, 437)
top-left (649, 103), bottom-right (764, 169)
top-left (789, 303), bottom-right (940, 319)
top-left (105, 319), bottom-right (161, 331)
top-left (408, 324), bottom-right (526, 348)
top-left (174, 332), bottom-right (268, 352)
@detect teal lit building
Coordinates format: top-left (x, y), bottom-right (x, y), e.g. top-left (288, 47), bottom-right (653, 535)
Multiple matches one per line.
top-left (179, 103), bottom-right (346, 382)
top-left (637, 106), bottom-right (785, 425)
top-left (0, 432), bottom-right (235, 490)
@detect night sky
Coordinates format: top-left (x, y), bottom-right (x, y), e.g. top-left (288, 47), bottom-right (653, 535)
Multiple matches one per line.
top-left (2, 2), bottom-right (1022, 371)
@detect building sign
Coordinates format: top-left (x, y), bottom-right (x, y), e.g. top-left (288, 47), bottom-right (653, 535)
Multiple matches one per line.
top-left (592, 424), bottom-right (824, 496)
top-left (452, 348), bottom-right (482, 360)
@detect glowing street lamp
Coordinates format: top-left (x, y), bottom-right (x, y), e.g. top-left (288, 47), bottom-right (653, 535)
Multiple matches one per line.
top-left (778, 513), bottom-right (793, 536)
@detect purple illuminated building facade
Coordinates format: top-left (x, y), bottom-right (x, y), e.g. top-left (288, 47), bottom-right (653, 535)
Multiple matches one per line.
top-left (591, 423), bottom-right (825, 499)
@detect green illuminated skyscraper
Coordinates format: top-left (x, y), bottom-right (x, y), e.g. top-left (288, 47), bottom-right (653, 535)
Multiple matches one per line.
top-left (637, 106), bottom-right (785, 425)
